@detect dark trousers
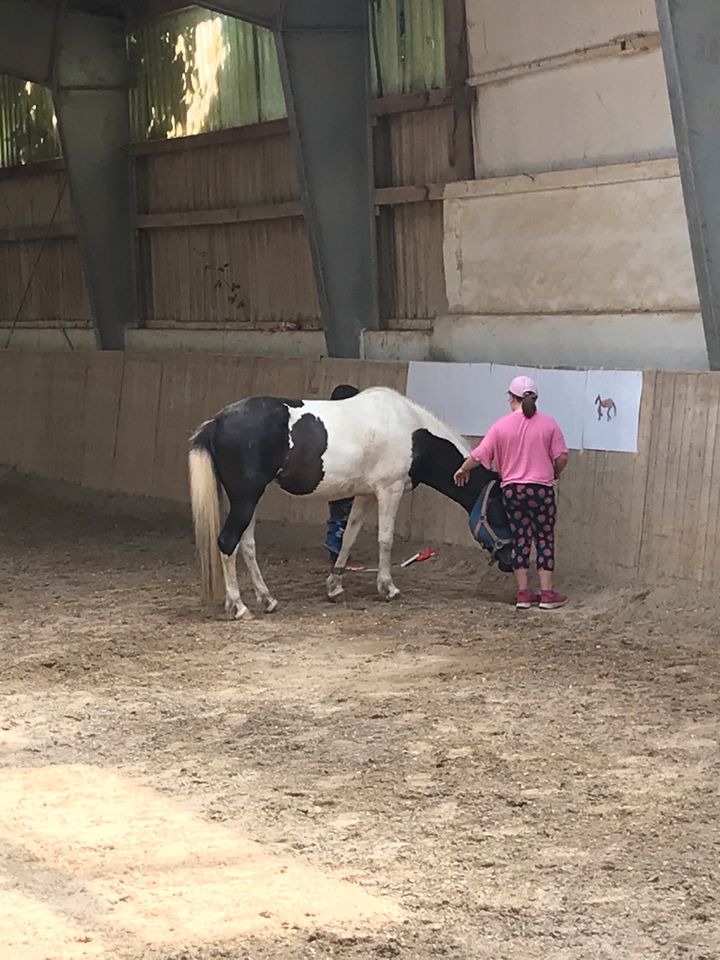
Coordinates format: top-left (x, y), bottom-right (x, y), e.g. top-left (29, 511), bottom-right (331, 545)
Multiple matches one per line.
top-left (325, 497), bottom-right (354, 558)
top-left (502, 484), bottom-right (557, 571)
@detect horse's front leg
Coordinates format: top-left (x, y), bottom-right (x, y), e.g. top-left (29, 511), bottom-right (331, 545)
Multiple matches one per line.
top-left (326, 494), bottom-right (373, 600)
top-left (375, 482), bottom-right (405, 601)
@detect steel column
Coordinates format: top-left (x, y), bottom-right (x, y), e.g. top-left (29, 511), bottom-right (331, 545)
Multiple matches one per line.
top-left (656, 0), bottom-right (720, 369)
top-left (0, 1), bottom-right (135, 350)
top-left (53, 9), bottom-right (134, 349)
top-left (275, 0), bottom-right (378, 357)
top-left (192, 0), bottom-right (278, 28)
top-left (0, 0), bottom-right (58, 84)
top-left (210, 0), bottom-right (379, 357)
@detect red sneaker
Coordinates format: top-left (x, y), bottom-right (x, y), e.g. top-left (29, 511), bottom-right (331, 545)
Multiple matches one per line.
top-left (539, 590), bottom-right (568, 610)
top-left (515, 590), bottom-right (540, 610)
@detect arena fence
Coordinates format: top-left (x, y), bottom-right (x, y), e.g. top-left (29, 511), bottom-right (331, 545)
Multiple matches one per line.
top-left (0, 351), bottom-right (715, 586)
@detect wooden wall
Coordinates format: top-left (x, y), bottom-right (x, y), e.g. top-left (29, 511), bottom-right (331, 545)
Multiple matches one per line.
top-left (0, 351), bottom-right (716, 587)
top-left (0, 88), bottom-right (470, 336)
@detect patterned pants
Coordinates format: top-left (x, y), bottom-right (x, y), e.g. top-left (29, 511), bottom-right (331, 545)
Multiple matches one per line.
top-left (502, 484), bottom-right (557, 571)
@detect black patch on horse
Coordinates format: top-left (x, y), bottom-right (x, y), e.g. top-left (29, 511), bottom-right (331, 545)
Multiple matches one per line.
top-left (410, 429), bottom-right (478, 511)
top-left (276, 413), bottom-right (328, 495)
top-left (209, 397), bottom-right (292, 498)
top-left (409, 429), bottom-right (513, 572)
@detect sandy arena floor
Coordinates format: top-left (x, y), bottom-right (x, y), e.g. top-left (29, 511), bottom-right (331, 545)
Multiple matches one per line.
top-left (1, 471), bottom-right (718, 960)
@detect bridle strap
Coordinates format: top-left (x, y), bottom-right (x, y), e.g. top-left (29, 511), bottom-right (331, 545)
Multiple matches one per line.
top-left (471, 480), bottom-right (512, 557)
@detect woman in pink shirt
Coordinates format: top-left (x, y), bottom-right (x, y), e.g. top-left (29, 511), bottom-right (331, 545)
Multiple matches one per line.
top-left (454, 376), bottom-right (569, 610)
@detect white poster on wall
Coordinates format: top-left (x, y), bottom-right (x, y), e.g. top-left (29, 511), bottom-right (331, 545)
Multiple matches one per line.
top-left (582, 370), bottom-right (644, 453)
top-left (405, 360), bottom-right (451, 423)
top-left (445, 363), bottom-right (492, 436)
top-left (406, 362), bottom-right (491, 437)
top-left (405, 362), bottom-right (643, 453)
top-left (486, 364), bottom-right (587, 449)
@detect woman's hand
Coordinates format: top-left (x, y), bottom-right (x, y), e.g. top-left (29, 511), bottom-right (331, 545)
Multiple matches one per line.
top-left (454, 456), bottom-right (479, 486)
top-left (454, 465), bottom-right (470, 487)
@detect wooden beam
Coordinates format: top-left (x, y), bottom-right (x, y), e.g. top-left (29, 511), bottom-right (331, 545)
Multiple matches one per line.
top-left (131, 118), bottom-right (289, 155)
top-left (135, 185), bottom-right (432, 230)
top-left (0, 222), bottom-right (76, 242)
top-left (136, 199), bottom-right (302, 229)
top-left (0, 185), bottom-right (442, 243)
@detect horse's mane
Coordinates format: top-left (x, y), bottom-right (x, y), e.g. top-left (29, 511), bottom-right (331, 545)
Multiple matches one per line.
top-left (360, 387), bottom-right (470, 455)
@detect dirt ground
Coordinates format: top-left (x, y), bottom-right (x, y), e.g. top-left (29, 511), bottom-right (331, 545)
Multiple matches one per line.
top-left (1, 470), bottom-right (719, 960)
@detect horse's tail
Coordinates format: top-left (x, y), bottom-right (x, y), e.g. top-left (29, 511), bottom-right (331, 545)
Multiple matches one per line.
top-left (188, 420), bottom-right (224, 601)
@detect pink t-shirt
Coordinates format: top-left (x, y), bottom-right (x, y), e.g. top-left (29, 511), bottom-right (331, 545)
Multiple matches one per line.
top-left (471, 410), bottom-right (568, 487)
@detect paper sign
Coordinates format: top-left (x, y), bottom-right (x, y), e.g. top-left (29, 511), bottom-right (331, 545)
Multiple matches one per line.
top-left (582, 370), bottom-right (643, 453)
top-left (406, 362), bottom-right (491, 436)
top-left (465, 362), bottom-right (586, 448)
top-left (406, 362), bottom-right (643, 453)
top-left (509, 366), bottom-right (586, 451)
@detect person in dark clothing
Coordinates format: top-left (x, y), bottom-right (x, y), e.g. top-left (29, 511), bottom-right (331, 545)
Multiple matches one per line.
top-left (325, 384), bottom-right (360, 564)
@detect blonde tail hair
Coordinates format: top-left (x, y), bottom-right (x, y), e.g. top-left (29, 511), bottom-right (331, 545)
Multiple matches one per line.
top-left (188, 444), bottom-right (224, 600)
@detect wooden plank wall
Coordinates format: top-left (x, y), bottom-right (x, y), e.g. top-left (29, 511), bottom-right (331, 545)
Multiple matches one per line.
top-left (0, 92), bottom-right (467, 334)
top-left (0, 351), bottom-right (716, 587)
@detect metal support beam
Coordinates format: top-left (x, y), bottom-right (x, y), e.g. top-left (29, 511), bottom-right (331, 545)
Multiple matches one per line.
top-left (192, 0), bottom-right (279, 29)
top-left (53, 8), bottom-right (134, 349)
top-left (656, 0), bottom-right (720, 369)
top-left (275, 0), bottom-right (378, 357)
top-left (0, 1), bottom-right (135, 350)
top-left (53, 7), bottom-right (137, 350)
top-left (0, 0), bottom-right (58, 84)
top-left (202, 0), bottom-right (379, 356)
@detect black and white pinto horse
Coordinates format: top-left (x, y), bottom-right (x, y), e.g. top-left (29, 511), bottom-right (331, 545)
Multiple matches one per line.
top-left (188, 387), bottom-right (509, 619)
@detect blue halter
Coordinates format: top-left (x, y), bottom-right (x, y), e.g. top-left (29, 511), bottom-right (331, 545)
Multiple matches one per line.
top-left (468, 479), bottom-right (513, 566)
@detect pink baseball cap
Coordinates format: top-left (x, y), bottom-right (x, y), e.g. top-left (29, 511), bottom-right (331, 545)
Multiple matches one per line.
top-left (509, 375), bottom-right (538, 397)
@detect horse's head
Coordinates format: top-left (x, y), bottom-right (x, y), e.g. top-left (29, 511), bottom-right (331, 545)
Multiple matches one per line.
top-left (594, 394), bottom-right (601, 405)
top-left (410, 429), bottom-right (512, 574)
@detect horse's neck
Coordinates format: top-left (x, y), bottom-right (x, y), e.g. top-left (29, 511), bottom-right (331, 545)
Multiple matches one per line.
top-left (410, 429), bottom-right (495, 514)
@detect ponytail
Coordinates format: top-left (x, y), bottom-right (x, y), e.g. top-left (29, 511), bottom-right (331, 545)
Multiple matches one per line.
top-left (521, 393), bottom-right (537, 418)
top-left (510, 391), bottom-right (538, 418)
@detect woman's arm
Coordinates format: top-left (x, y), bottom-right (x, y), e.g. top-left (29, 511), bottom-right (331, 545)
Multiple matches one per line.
top-left (455, 429), bottom-right (496, 486)
top-left (554, 453), bottom-right (569, 478)
top-left (454, 455), bottom-right (481, 487)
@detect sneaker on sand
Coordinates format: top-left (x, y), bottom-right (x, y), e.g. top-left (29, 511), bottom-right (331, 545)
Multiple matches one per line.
top-left (539, 590), bottom-right (568, 610)
top-left (515, 590), bottom-right (541, 610)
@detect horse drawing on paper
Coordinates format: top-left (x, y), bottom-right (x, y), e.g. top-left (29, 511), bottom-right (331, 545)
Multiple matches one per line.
top-left (595, 394), bottom-right (617, 421)
top-left (188, 387), bottom-right (512, 620)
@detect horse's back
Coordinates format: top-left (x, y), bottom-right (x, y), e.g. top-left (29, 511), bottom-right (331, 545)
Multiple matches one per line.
top-left (201, 387), bottom-right (454, 501)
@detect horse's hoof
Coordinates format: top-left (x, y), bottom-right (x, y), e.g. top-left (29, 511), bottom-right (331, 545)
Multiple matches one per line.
top-left (379, 584), bottom-right (401, 602)
top-left (327, 586), bottom-right (345, 602)
top-left (262, 597), bottom-right (279, 614)
top-left (226, 599), bottom-right (252, 620)
top-left (326, 573), bottom-right (344, 601)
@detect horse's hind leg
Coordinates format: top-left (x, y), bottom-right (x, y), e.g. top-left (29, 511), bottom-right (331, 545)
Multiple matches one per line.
top-left (326, 494), bottom-right (373, 600)
top-left (221, 545), bottom-right (247, 620)
top-left (240, 511), bottom-right (278, 613)
top-left (219, 495), bottom-right (261, 620)
top-left (376, 482), bottom-right (404, 601)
